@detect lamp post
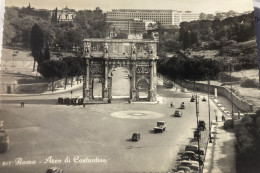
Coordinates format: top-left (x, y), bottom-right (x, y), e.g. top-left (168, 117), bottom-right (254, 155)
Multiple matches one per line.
top-left (207, 77), bottom-right (212, 143)
top-left (195, 88), bottom-right (201, 168)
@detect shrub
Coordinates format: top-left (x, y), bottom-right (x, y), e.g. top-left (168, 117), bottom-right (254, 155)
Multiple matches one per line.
top-left (240, 78), bottom-right (259, 88)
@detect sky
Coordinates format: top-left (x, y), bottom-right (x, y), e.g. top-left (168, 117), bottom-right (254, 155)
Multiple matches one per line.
top-left (4, 0), bottom-right (254, 14)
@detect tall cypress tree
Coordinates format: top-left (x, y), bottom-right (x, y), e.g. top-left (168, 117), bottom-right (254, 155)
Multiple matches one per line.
top-left (30, 23), bottom-right (44, 71)
top-left (44, 44), bottom-right (51, 61)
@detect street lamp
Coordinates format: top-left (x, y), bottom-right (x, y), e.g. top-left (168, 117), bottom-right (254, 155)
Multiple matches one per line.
top-left (207, 77), bottom-right (212, 143)
top-left (195, 88), bottom-right (201, 169)
top-left (191, 86), bottom-right (201, 169)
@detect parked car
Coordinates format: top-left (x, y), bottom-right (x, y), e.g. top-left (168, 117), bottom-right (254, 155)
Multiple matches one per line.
top-left (174, 110), bottom-right (183, 117)
top-left (58, 97), bottom-right (63, 104)
top-left (198, 120), bottom-right (206, 131)
top-left (181, 151), bottom-right (204, 165)
top-left (154, 121), bottom-right (166, 133)
top-left (63, 98), bottom-right (70, 104)
top-left (185, 145), bottom-right (205, 155)
top-left (131, 133), bottom-right (140, 141)
top-left (202, 97), bottom-right (207, 102)
top-left (174, 166), bottom-right (191, 173)
top-left (193, 129), bottom-right (201, 140)
top-left (46, 167), bottom-right (63, 173)
top-left (178, 160), bottom-right (199, 171)
top-left (180, 102), bottom-right (185, 109)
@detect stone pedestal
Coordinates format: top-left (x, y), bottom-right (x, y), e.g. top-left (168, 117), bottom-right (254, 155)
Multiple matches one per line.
top-left (149, 89), bottom-right (157, 102)
top-left (131, 88), bottom-right (137, 101)
top-left (83, 89), bottom-right (90, 102)
top-left (103, 88), bottom-right (109, 101)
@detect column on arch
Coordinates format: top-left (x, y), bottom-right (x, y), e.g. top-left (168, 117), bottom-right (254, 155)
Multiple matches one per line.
top-left (131, 61), bottom-right (137, 101)
top-left (149, 60), bottom-right (156, 102)
top-left (84, 59), bottom-right (90, 102)
top-left (103, 60), bottom-right (109, 101)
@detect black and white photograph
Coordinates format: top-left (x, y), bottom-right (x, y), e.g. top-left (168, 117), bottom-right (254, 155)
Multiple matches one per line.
top-left (0, 0), bottom-right (259, 172)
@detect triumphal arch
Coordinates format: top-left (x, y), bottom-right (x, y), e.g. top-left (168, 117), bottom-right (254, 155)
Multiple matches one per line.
top-left (83, 38), bottom-right (158, 103)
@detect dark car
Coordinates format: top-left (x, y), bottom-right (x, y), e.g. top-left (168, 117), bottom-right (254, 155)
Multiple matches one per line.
top-left (181, 151), bottom-right (204, 165)
top-left (198, 120), bottom-right (206, 131)
top-left (58, 97), bottom-right (63, 104)
top-left (202, 97), bottom-right (207, 102)
top-left (180, 102), bottom-right (185, 109)
top-left (63, 98), bottom-right (70, 104)
top-left (190, 95), bottom-right (195, 102)
top-left (193, 130), bottom-right (201, 140)
top-left (185, 145), bottom-right (205, 155)
top-left (174, 110), bottom-right (183, 117)
top-left (46, 167), bottom-right (63, 173)
top-left (131, 133), bottom-right (140, 141)
top-left (174, 166), bottom-right (191, 173)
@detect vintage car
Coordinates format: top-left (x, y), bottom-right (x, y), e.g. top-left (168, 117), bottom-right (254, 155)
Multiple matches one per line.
top-left (198, 120), bottom-right (206, 131)
top-left (57, 97), bottom-right (63, 104)
top-left (181, 151), bottom-right (204, 165)
top-left (174, 166), bottom-right (191, 173)
top-left (190, 95), bottom-right (195, 102)
top-left (202, 97), bottom-right (207, 102)
top-left (185, 145), bottom-right (205, 155)
top-left (154, 121), bottom-right (166, 133)
top-left (178, 160), bottom-right (199, 172)
top-left (46, 167), bottom-right (63, 173)
top-left (180, 102), bottom-right (185, 109)
top-left (194, 129), bottom-right (201, 140)
top-left (131, 133), bottom-right (141, 141)
top-left (174, 110), bottom-right (183, 117)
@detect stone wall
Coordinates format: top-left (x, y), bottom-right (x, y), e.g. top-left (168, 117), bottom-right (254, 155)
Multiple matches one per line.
top-left (175, 79), bottom-right (253, 112)
top-left (1, 60), bottom-right (36, 71)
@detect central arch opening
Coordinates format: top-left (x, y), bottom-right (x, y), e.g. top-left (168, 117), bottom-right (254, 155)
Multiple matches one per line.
top-left (111, 67), bottom-right (131, 99)
top-left (137, 78), bottom-right (149, 101)
top-left (92, 78), bottom-right (102, 100)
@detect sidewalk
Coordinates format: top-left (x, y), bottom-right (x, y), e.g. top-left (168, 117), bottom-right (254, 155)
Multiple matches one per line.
top-left (203, 120), bottom-right (236, 173)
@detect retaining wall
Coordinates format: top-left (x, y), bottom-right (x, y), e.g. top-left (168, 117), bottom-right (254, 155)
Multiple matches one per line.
top-left (175, 79), bottom-right (253, 112)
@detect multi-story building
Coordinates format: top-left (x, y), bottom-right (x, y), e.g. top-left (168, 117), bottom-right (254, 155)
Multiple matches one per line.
top-left (107, 18), bottom-right (146, 35)
top-left (173, 11), bottom-right (200, 25)
top-left (106, 9), bottom-right (200, 27)
top-left (107, 9), bottom-right (173, 26)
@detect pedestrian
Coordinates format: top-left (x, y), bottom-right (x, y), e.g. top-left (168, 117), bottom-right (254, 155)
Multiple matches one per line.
top-left (216, 115), bottom-right (218, 122)
top-left (20, 102), bottom-right (23, 108)
top-left (222, 115), bottom-right (225, 121)
top-left (22, 102), bottom-right (25, 107)
top-left (83, 103), bottom-right (86, 108)
top-left (170, 102), bottom-right (173, 108)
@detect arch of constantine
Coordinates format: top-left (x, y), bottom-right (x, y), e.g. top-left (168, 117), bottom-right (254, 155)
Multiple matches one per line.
top-left (83, 38), bottom-right (158, 102)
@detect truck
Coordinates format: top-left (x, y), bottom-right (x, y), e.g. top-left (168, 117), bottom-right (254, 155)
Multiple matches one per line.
top-left (154, 121), bottom-right (166, 133)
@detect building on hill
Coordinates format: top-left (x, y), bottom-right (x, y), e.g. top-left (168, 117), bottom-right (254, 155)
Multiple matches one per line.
top-left (106, 9), bottom-right (200, 27)
top-left (51, 7), bottom-right (76, 22)
top-left (107, 18), bottom-right (146, 36)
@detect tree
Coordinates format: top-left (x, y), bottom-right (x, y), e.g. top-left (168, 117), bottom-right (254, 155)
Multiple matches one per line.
top-left (31, 23), bottom-right (44, 71)
top-left (38, 60), bottom-right (68, 91)
top-left (183, 30), bottom-right (191, 50)
top-left (43, 44), bottom-right (50, 61)
top-left (63, 57), bottom-right (84, 88)
top-left (199, 13), bottom-right (207, 20)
